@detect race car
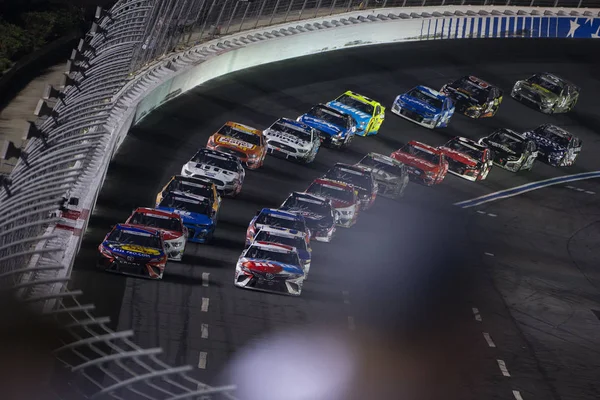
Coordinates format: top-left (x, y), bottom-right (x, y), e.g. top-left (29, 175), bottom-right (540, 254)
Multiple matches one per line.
top-left (156, 175), bottom-right (220, 216)
top-left (246, 208), bottom-right (310, 247)
top-left (305, 178), bottom-right (360, 228)
top-left (440, 75), bottom-right (503, 118)
top-left (206, 121), bottom-right (267, 169)
top-left (297, 104), bottom-right (356, 148)
top-left (181, 148), bottom-right (245, 197)
top-left (234, 241), bottom-right (305, 296)
top-left (280, 192), bottom-right (336, 243)
top-left (326, 90), bottom-right (385, 136)
top-left (125, 207), bottom-right (187, 261)
top-left (523, 124), bottom-right (582, 167)
top-left (156, 190), bottom-right (217, 243)
top-left (391, 141), bottom-right (449, 186)
top-left (250, 226), bottom-right (312, 275)
top-left (437, 137), bottom-right (493, 181)
top-left (355, 152), bottom-right (409, 199)
top-left (511, 72), bottom-right (580, 114)
top-left (322, 163), bottom-right (377, 210)
top-left (97, 224), bottom-right (167, 280)
top-left (391, 85), bottom-right (455, 129)
top-left (263, 117), bottom-right (320, 163)
top-left (478, 128), bottom-right (538, 172)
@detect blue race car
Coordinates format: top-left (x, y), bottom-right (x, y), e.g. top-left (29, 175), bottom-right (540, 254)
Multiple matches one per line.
top-left (391, 85), bottom-right (455, 129)
top-left (523, 124), bottom-right (582, 167)
top-left (297, 104), bottom-right (356, 148)
top-left (326, 91), bottom-right (385, 136)
top-left (156, 190), bottom-right (217, 243)
top-left (97, 224), bottom-right (167, 280)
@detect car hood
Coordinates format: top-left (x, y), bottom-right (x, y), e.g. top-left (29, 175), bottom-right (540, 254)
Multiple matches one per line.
top-left (438, 147), bottom-right (478, 167)
top-left (157, 207), bottom-right (213, 226)
top-left (482, 140), bottom-right (517, 156)
top-left (212, 133), bottom-right (257, 152)
top-left (102, 241), bottom-right (164, 259)
top-left (127, 223), bottom-right (182, 241)
top-left (398, 94), bottom-right (441, 114)
top-left (265, 130), bottom-right (311, 148)
top-left (517, 81), bottom-right (559, 101)
top-left (184, 162), bottom-right (236, 181)
top-left (527, 133), bottom-right (567, 154)
top-left (282, 208), bottom-right (333, 228)
top-left (392, 152), bottom-right (437, 172)
top-left (326, 101), bottom-right (372, 124)
top-left (240, 258), bottom-right (304, 275)
top-left (299, 115), bottom-right (342, 136)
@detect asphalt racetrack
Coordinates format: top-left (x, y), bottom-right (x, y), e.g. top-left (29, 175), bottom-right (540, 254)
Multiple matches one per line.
top-left (71, 39), bottom-right (600, 400)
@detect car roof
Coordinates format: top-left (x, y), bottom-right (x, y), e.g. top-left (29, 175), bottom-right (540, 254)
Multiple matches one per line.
top-left (250, 240), bottom-right (297, 253)
top-left (167, 190), bottom-right (210, 203)
top-left (172, 175), bottom-right (214, 187)
top-left (312, 103), bottom-right (347, 118)
top-left (115, 223), bottom-right (161, 236)
top-left (407, 140), bottom-right (443, 155)
top-left (312, 177), bottom-right (354, 190)
top-left (364, 152), bottom-right (403, 166)
top-left (331, 163), bottom-right (370, 175)
top-left (259, 208), bottom-right (304, 220)
top-left (273, 118), bottom-right (314, 133)
top-left (223, 121), bottom-right (262, 136)
top-left (256, 226), bottom-right (306, 238)
top-left (413, 85), bottom-right (446, 100)
top-left (193, 147), bottom-right (240, 162)
top-left (290, 191), bottom-right (329, 204)
top-left (453, 136), bottom-right (487, 150)
top-left (131, 207), bottom-right (181, 220)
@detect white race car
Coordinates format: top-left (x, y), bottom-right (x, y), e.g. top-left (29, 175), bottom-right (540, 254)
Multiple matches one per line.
top-left (263, 117), bottom-right (321, 163)
top-left (250, 226), bottom-right (312, 276)
top-left (181, 148), bottom-right (245, 197)
top-left (234, 241), bottom-right (305, 296)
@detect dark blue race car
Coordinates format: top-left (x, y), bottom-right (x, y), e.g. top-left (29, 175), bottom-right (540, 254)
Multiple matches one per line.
top-left (297, 104), bottom-right (356, 148)
top-left (156, 190), bottom-right (217, 243)
top-left (523, 124), bottom-right (582, 167)
top-left (391, 85), bottom-right (455, 129)
top-left (97, 224), bottom-right (167, 279)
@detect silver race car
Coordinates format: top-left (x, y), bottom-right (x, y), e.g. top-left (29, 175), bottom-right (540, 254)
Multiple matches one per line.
top-left (511, 72), bottom-right (580, 114)
top-left (234, 241), bottom-right (305, 296)
top-left (263, 117), bottom-right (321, 163)
top-left (355, 152), bottom-right (409, 199)
top-left (180, 148), bottom-right (245, 197)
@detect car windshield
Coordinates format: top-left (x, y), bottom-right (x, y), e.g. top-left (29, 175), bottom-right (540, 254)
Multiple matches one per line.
top-left (255, 213), bottom-right (304, 230)
top-left (306, 106), bottom-right (346, 127)
top-left (282, 196), bottom-right (331, 215)
top-left (407, 88), bottom-right (443, 109)
top-left (336, 94), bottom-right (374, 115)
top-left (254, 231), bottom-right (307, 251)
top-left (527, 75), bottom-right (563, 95)
top-left (451, 77), bottom-right (490, 103)
top-left (402, 144), bottom-right (441, 164)
top-left (359, 156), bottom-right (402, 175)
top-left (271, 122), bottom-right (312, 141)
top-left (129, 212), bottom-right (182, 232)
top-left (107, 228), bottom-right (161, 248)
top-left (533, 126), bottom-right (570, 148)
top-left (444, 140), bottom-right (483, 160)
top-left (307, 182), bottom-right (354, 203)
top-left (325, 166), bottom-right (372, 191)
top-left (490, 131), bottom-right (525, 152)
top-left (158, 194), bottom-right (211, 215)
top-left (166, 180), bottom-right (213, 199)
top-left (191, 151), bottom-right (238, 171)
top-left (218, 125), bottom-right (261, 146)
top-left (244, 247), bottom-right (300, 266)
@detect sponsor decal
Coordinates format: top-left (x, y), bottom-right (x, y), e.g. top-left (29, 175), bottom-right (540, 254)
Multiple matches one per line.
top-left (217, 136), bottom-right (255, 150)
top-left (120, 244), bottom-right (161, 255)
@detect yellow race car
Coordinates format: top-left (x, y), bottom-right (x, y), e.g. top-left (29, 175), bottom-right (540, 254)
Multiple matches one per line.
top-left (326, 91), bottom-right (385, 136)
top-left (155, 175), bottom-right (221, 216)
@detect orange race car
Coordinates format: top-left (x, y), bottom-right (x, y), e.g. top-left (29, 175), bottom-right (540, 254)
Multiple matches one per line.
top-left (206, 121), bottom-right (267, 170)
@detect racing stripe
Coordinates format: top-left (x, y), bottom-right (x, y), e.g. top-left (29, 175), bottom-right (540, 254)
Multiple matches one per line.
top-left (483, 17), bottom-right (490, 38)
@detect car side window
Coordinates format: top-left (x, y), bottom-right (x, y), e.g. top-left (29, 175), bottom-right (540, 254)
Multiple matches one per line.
top-left (375, 106), bottom-right (381, 116)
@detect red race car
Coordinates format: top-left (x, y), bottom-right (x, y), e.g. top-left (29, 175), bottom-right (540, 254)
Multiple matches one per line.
top-left (437, 136), bottom-right (493, 181)
top-left (305, 178), bottom-right (360, 228)
top-left (125, 207), bottom-right (188, 261)
top-left (391, 141), bottom-right (448, 186)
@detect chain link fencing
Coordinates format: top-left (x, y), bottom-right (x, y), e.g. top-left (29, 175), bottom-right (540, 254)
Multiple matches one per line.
top-left (1, 0), bottom-right (600, 398)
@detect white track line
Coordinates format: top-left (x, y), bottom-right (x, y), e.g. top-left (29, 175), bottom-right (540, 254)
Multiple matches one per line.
top-left (472, 307), bottom-right (482, 322)
top-left (487, 213), bottom-right (497, 217)
top-left (477, 210), bottom-right (486, 214)
top-left (565, 185), bottom-right (575, 189)
top-left (484, 252), bottom-right (495, 257)
top-left (347, 316), bottom-right (356, 331)
top-left (342, 290), bottom-right (351, 304)
top-left (575, 187), bottom-right (585, 192)
top-left (201, 323), bottom-right (209, 339)
top-left (497, 359), bottom-right (511, 377)
top-left (512, 390), bottom-right (524, 400)
top-left (585, 190), bottom-right (595, 195)
top-left (198, 352), bottom-right (207, 369)
top-left (202, 272), bottom-right (210, 287)
top-left (201, 297), bottom-right (210, 312)
top-left (483, 332), bottom-right (496, 348)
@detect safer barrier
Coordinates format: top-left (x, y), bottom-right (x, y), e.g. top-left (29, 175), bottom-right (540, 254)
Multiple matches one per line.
top-left (1, 1), bottom-right (599, 399)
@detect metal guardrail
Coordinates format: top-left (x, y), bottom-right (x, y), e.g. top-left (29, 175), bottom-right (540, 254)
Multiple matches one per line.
top-left (1, 0), bottom-right (600, 398)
